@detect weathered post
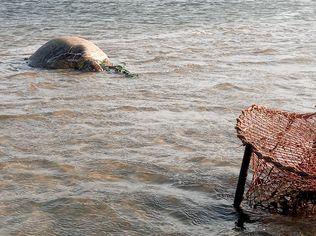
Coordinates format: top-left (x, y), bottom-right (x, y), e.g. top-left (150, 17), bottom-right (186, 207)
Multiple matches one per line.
top-left (234, 144), bottom-right (252, 208)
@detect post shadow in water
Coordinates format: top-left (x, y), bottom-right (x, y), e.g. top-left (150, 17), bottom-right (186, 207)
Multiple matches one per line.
top-left (234, 207), bottom-right (254, 230)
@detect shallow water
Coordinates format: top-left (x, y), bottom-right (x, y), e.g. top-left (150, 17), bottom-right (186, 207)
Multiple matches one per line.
top-left (0, 0), bottom-right (315, 235)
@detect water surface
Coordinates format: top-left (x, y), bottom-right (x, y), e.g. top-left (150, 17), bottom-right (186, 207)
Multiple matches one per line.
top-left (0, 0), bottom-right (315, 235)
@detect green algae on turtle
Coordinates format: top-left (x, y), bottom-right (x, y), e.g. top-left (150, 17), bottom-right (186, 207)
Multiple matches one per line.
top-left (28, 36), bottom-right (137, 77)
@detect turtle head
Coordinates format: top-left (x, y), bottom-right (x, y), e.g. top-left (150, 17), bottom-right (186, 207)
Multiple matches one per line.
top-left (86, 61), bottom-right (104, 72)
top-left (77, 60), bottom-right (103, 72)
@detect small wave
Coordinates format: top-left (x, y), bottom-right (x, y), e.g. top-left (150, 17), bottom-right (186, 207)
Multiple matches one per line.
top-left (213, 82), bottom-right (244, 91)
top-left (279, 57), bottom-right (314, 64)
top-left (253, 48), bottom-right (277, 55)
top-left (0, 113), bottom-right (46, 121)
top-left (5, 71), bottom-right (38, 79)
top-left (111, 105), bottom-right (158, 112)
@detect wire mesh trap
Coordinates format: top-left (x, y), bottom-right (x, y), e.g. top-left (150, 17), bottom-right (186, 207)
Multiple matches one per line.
top-left (234, 105), bottom-right (316, 215)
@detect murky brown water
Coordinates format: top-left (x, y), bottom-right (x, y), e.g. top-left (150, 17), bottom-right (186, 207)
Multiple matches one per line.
top-left (0, 0), bottom-right (316, 235)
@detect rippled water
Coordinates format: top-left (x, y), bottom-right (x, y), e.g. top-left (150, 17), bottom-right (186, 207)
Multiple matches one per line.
top-left (0, 0), bottom-right (315, 235)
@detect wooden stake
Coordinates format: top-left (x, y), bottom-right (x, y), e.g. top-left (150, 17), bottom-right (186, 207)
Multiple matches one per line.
top-left (234, 144), bottom-right (252, 208)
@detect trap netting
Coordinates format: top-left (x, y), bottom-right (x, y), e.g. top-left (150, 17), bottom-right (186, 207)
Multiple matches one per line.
top-left (236, 105), bottom-right (316, 215)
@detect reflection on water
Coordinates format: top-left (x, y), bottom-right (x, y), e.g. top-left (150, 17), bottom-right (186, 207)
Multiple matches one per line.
top-left (0, 0), bottom-right (315, 235)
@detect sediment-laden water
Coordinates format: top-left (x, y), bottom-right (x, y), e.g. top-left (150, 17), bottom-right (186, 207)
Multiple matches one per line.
top-left (0, 0), bottom-right (315, 235)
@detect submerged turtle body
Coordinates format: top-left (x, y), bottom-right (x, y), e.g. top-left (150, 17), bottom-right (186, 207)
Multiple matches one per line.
top-left (29, 36), bottom-right (112, 72)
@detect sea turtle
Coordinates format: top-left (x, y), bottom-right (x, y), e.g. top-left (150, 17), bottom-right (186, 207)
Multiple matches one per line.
top-left (28, 36), bottom-right (136, 77)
